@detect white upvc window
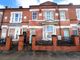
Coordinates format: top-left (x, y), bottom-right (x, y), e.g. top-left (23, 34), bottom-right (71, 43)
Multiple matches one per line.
top-left (1, 29), bottom-right (7, 38)
top-left (14, 28), bottom-right (20, 39)
top-left (10, 12), bottom-right (22, 23)
top-left (8, 28), bottom-right (15, 39)
top-left (43, 25), bottom-right (56, 40)
top-left (60, 10), bottom-right (66, 20)
top-left (32, 11), bottom-right (38, 20)
top-left (44, 11), bottom-right (54, 21)
top-left (72, 27), bottom-right (79, 35)
top-left (8, 27), bottom-right (20, 41)
top-left (63, 28), bottom-right (70, 37)
top-left (30, 28), bottom-right (36, 35)
top-left (76, 9), bottom-right (80, 20)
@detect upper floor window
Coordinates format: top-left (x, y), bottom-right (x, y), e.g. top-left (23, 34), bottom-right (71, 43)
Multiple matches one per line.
top-left (32, 11), bottom-right (38, 20)
top-left (10, 12), bottom-right (22, 23)
top-left (60, 10), bottom-right (66, 20)
top-left (44, 11), bottom-right (54, 21)
top-left (76, 9), bottom-right (80, 20)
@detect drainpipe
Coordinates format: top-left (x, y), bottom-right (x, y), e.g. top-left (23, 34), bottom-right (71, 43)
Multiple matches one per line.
top-left (57, 6), bottom-right (62, 40)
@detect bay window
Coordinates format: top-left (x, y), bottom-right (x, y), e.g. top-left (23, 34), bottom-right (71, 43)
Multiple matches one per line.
top-left (43, 25), bottom-right (56, 40)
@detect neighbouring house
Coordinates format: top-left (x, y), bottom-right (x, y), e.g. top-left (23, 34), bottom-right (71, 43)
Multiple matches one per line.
top-left (0, 1), bottom-right (80, 45)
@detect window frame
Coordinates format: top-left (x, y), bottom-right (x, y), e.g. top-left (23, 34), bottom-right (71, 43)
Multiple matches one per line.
top-left (44, 11), bottom-right (54, 21)
top-left (1, 28), bottom-right (7, 38)
top-left (10, 12), bottom-right (22, 23)
top-left (44, 10), bottom-right (54, 21)
top-left (32, 11), bottom-right (38, 20)
top-left (76, 9), bottom-right (80, 20)
top-left (59, 10), bottom-right (66, 21)
top-left (63, 28), bottom-right (70, 37)
top-left (72, 27), bottom-right (79, 35)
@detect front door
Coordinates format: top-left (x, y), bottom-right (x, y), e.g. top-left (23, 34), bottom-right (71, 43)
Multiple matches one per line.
top-left (29, 28), bottom-right (35, 44)
top-left (23, 32), bottom-right (27, 44)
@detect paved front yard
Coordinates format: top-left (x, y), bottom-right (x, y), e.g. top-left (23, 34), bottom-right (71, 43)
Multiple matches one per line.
top-left (0, 50), bottom-right (80, 60)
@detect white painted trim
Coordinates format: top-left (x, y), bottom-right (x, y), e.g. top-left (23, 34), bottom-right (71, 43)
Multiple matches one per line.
top-left (11, 11), bottom-right (23, 13)
top-left (59, 8), bottom-right (68, 11)
top-left (50, 24), bottom-right (78, 29)
top-left (21, 25), bottom-right (29, 28)
top-left (9, 26), bottom-right (20, 28)
top-left (12, 39), bottom-right (19, 41)
top-left (70, 24), bottom-right (78, 27)
top-left (56, 26), bottom-right (71, 28)
top-left (41, 9), bottom-right (55, 11)
top-left (29, 20), bottom-right (45, 21)
top-left (30, 19), bottom-right (70, 22)
top-left (76, 9), bottom-right (80, 20)
top-left (60, 19), bottom-right (70, 21)
top-left (1, 25), bottom-right (8, 28)
top-left (30, 9), bottom-right (39, 11)
top-left (76, 9), bottom-right (80, 10)
top-left (29, 26), bottom-right (43, 28)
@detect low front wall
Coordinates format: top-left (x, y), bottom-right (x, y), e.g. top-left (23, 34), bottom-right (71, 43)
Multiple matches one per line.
top-left (32, 35), bottom-right (80, 52)
top-left (0, 35), bottom-right (24, 51)
top-left (18, 35), bottom-right (24, 51)
top-left (32, 46), bottom-right (80, 52)
top-left (0, 36), bottom-right (12, 51)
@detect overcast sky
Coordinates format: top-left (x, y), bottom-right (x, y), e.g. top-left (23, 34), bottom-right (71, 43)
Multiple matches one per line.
top-left (0, 0), bottom-right (80, 8)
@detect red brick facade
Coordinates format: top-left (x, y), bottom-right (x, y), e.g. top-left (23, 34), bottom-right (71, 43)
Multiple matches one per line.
top-left (0, 1), bottom-right (80, 48)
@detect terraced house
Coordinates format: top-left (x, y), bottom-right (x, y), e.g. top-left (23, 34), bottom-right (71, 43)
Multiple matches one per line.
top-left (0, 1), bottom-right (80, 48)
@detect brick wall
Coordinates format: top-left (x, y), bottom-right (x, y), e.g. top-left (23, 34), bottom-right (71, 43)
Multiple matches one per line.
top-left (0, 36), bottom-right (12, 51)
top-left (18, 35), bottom-right (24, 51)
top-left (32, 35), bottom-right (80, 52)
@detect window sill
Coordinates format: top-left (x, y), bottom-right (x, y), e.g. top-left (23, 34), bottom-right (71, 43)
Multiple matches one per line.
top-left (10, 22), bottom-right (22, 23)
top-left (30, 20), bottom-right (45, 21)
top-left (60, 19), bottom-right (70, 21)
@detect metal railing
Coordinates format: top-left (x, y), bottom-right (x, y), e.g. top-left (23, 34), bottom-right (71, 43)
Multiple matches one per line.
top-left (57, 37), bottom-right (74, 46)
